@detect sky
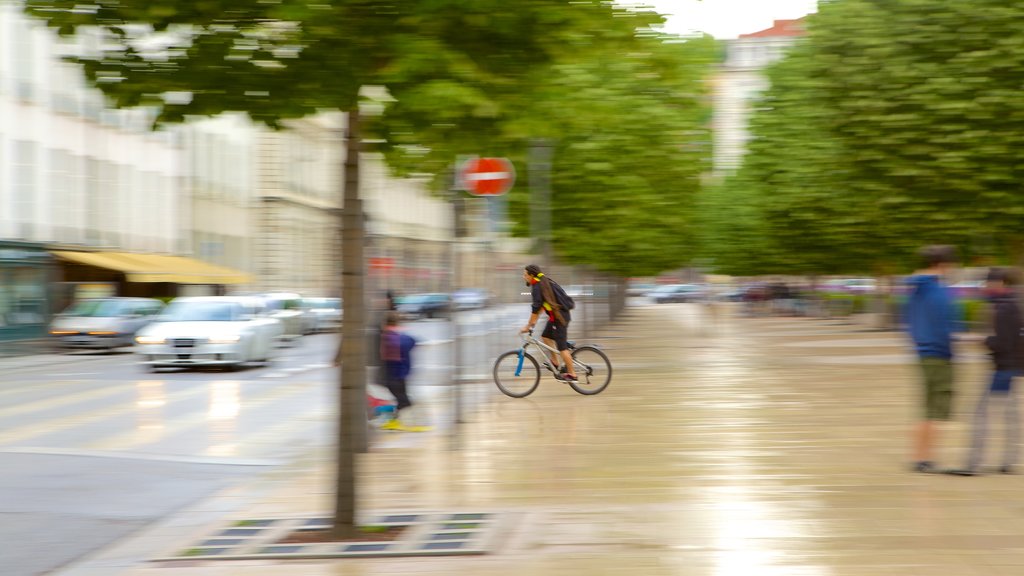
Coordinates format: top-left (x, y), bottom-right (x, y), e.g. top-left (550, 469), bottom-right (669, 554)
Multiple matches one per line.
top-left (636, 0), bottom-right (819, 39)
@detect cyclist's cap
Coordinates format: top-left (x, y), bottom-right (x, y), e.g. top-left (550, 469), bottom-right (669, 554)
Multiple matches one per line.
top-left (525, 264), bottom-right (542, 276)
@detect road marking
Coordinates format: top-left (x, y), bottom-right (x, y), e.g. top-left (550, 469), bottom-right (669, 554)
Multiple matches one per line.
top-left (0, 446), bottom-right (282, 466)
top-left (0, 382), bottom-right (132, 420)
top-left (84, 380), bottom-right (319, 452)
top-left (0, 385), bottom-right (210, 445)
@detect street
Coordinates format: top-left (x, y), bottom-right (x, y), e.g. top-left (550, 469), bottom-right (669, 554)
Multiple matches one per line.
top-left (0, 300), bottom-right (581, 576)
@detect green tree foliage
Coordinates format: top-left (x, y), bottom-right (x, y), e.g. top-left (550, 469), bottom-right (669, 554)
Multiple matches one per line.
top-left (710, 0), bottom-right (1024, 275)
top-left (374, 15), bottom-right (720, 278)
top-left (539, 35), bottom-right (719, 277)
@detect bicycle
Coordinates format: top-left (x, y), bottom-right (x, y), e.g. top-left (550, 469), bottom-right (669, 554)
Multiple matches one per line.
top-left (492, 329), bottom-right (612, 397)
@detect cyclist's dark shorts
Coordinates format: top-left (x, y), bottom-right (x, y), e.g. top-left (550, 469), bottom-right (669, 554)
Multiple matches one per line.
top-left (542, 320), bottom-right (570, 351)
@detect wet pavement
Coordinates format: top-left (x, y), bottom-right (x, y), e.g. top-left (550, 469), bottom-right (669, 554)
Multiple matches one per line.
top-left (57, 303), bottom-right (1024, 576)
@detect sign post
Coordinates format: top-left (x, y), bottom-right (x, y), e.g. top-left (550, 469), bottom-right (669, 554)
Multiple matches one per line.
top-left (449, 157), bottom-right (515, 443)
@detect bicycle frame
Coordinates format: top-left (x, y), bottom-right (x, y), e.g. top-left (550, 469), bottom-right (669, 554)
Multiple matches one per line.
top-left (514, 332), bottom-right (590, 377)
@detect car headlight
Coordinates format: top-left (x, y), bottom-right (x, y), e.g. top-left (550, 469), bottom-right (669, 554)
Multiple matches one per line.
top-left (208, 334), bottom-right (241, 344)
top-left (135, 335), bottom-right (165, 345)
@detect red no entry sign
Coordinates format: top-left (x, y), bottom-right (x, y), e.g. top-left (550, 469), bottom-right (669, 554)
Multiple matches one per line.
top-left (458, 157), bottom-right (516, 196)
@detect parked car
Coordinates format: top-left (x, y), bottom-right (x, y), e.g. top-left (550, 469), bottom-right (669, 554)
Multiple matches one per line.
top-left (565, 285), bottom-right (594, 297)
top-left (133, 296), bottom-right (283, 372)
top-left (648, 284), bottom-right (706, 303)
top-left (627, 282), bottom-right (657, 297)
top-left (50, 297), bottom-right (164, 350)
top-left (259, 292), bottom-right (309, 341)
top-left (395, 293), bottom-right (451, 319)
top-left (950, 280), bottom-right (985, 299)
top-left (302, 297), bottom-right (342, 332)
top-left (820, 278), bottom-right (877, 295)
top-left (452, 288), bottom-right (490, 310)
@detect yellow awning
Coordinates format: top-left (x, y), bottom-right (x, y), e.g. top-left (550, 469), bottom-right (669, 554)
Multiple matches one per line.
top-left (52, 251), bottom-right (252, 285)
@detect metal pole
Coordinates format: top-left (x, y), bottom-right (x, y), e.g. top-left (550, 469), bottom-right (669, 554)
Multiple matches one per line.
top-left (529, 139), bottom-right (553, 265)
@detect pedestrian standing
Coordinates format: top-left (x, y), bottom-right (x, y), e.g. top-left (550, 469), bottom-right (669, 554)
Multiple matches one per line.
top-left (948, 267), bottom-right (1022, 476)
top-left (905, 245), bottom-right (959, 473)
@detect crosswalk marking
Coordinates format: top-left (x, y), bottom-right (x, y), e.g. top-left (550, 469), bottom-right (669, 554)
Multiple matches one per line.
top-left (85, 380), bottom-right (319, 452)
top-left (0, 385), bottom-right (211, 445)
top-left (0, 382), bottom-right (132, 420)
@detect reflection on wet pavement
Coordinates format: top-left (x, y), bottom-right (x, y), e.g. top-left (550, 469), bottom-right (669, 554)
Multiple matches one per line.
top-left (130, 304), bottom-right (1024, 576)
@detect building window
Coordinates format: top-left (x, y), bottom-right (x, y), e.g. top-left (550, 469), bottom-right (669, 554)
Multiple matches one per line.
top-left (49, 149), bottom-right (71, 242)
top-left (0, 266), bottom-right (47, 328)
top-left (85, 157), bottom-right (101, 245)
top-left (12, 18), bottom-right (35, 101)
top-left (13, 141), bottom-right (37, 240)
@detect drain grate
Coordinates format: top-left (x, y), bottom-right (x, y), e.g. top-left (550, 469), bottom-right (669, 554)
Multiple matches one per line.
top-left (157, 512), bottom-right (506, 560)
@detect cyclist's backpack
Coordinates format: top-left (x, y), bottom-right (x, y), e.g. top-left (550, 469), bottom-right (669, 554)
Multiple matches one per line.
top-left (552, 281), bottom-right (575, 311)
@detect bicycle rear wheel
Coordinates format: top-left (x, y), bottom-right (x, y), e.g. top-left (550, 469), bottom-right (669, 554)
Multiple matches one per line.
top-left (493, 350), bottom-right (541, 398)
top-left (568, 345), bottom-right (612, 395)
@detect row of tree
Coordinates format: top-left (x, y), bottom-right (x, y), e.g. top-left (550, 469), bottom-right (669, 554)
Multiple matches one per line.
top-left (704, 0), bottom-right (1024, 276)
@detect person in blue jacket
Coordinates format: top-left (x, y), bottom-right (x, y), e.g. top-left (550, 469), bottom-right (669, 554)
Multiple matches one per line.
top-left (379, 311), bottom-right (429, 432)
top-left (905, 245), bottom-right (959, 473)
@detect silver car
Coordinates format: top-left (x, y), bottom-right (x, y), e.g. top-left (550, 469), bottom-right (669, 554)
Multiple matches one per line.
top-left (50, 297), bottom-right (164, 350)
top-left (260, 292), bottom-right (309, 341)
top-left (133, 296), bottom-right (283, 372)
top-left (302, 297), bottom-right (342, 333)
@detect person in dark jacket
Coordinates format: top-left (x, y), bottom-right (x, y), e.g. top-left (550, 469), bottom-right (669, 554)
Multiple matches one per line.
top-left (379, 311), bottom-right (429, 431)
top-left (905, 245), bottom-right (959, 473)
top-left (948, 267), bottom-right (1022, 475)
top-left (520, 264), bottom-right (576, 381)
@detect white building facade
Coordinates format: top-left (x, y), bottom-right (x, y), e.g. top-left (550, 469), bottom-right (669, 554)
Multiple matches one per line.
top-left (0, 0), bottom-right (459, 343)
top-left (0, 1), bottom-right (185, 342)
top-left (713, 19), bottom-right (806, 177)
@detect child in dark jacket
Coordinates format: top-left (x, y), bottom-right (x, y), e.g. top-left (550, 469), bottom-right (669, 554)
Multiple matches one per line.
top-left (379, 312), bottom-right (429, 432)
top-left (948, 267), bottom-right (1022, 476)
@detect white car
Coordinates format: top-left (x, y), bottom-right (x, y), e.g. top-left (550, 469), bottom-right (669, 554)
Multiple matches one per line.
top-left (133, 296), bottom-right (283, 372)
top-left (259, 292), bottom-right (309, 341)
top-left (302, 297), bottom-right (342, 333)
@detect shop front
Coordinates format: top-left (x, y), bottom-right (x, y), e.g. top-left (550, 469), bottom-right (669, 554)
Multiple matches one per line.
top-left (0, 241), bottom-right (54, 343)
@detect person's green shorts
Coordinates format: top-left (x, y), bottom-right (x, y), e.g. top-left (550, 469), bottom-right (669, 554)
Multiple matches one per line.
top-left (919, 357), bottom-right (953, 420)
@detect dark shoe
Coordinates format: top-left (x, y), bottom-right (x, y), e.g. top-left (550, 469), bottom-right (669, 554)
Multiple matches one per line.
top-left (562, 374), bottom-right (578, 382)
top-left (944, 468), bottom-right (978, 476)
top-left (913, 461), bottom-right (936, 473)
top-left (1000, 465), bottom-right (1016, 475)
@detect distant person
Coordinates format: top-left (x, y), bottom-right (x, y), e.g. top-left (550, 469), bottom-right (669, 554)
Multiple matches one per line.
top-left (333, 290), bottom-right (396, 368)
top-left (948, 267), bottom-right (1022, 476)
top-left (379, 311), bottom-right (429, 431)
top-left (520, 264), bottom-right (577, 381)
top-left (905, 245), bottom-right (959, 473)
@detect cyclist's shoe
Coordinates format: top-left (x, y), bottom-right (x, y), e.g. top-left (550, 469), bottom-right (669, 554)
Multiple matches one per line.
top-left (562, 373), bottom-right (578, 382)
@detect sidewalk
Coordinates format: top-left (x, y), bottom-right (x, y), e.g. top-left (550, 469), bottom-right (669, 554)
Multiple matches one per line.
top-left (57, 304), bottom-right (1024, 576)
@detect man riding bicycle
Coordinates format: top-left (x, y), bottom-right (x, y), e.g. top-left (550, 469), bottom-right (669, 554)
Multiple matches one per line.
top-left (520, 264), bottom-right (577, 382)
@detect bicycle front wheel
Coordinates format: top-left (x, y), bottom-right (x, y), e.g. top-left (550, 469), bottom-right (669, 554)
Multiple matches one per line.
top-left (493, 350), bottom-right (541, 398)
top-left (569, 345), bottom-right (612, 395)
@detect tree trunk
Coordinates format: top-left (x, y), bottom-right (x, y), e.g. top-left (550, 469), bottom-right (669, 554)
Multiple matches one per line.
top-left (614, 276), bottom-right (628, 319)
top-left (332, 108), bottom-right (367, 538)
